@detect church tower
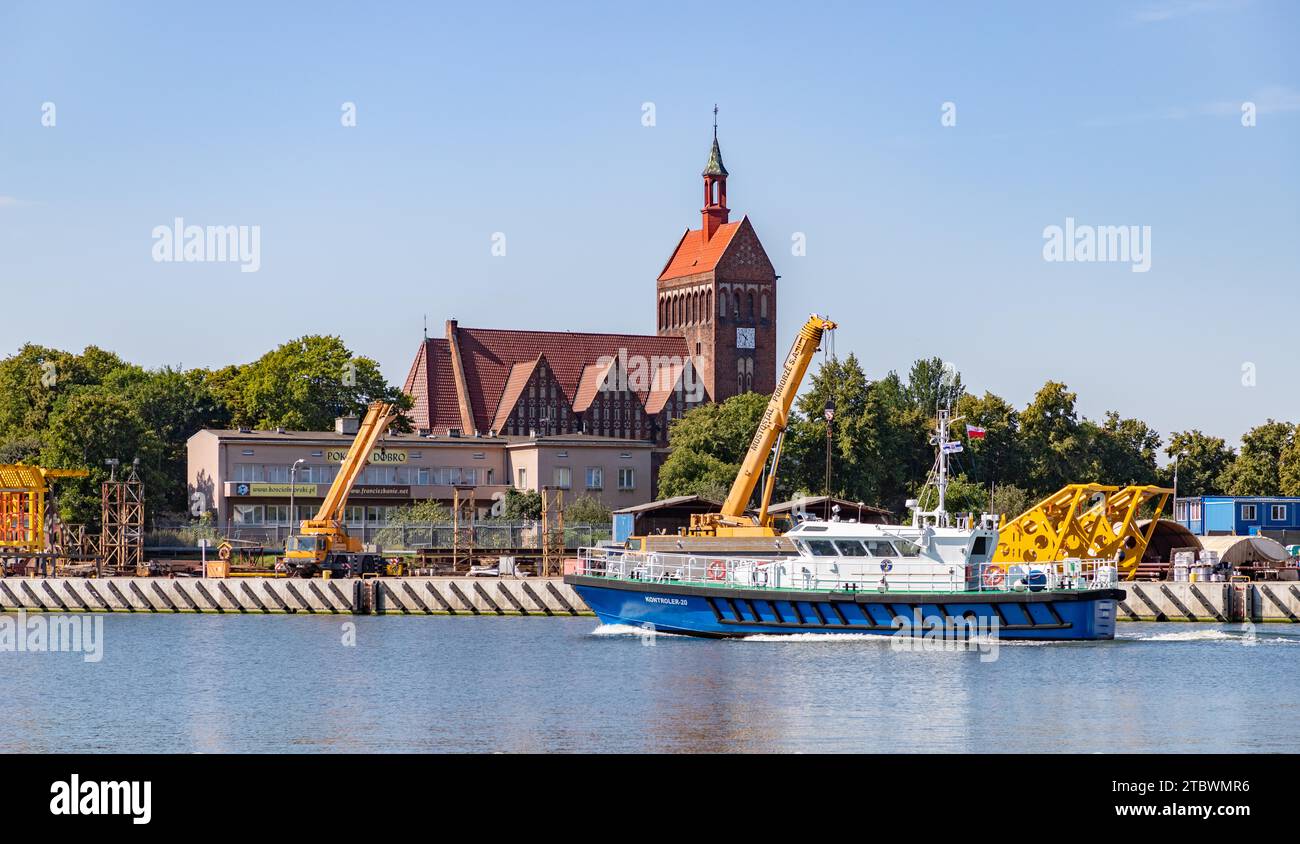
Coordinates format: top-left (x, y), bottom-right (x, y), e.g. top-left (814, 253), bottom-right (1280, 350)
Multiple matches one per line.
top-left (656, 113), bottom-right (778, 403)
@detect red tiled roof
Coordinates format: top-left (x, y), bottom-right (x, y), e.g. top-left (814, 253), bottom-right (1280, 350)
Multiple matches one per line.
top-left (491, 358), bottom-right (542, 433)
top-left (402, 339), bottom-right (463, 432)
top-left (657, 220), bottom-right (741, 281)
top-left (405, 327), bottom-right (692, 434)
top-left (571, 358), bottom-right (617, 413)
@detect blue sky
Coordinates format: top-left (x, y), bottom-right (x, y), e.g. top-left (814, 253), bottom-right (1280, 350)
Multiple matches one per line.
top-left (1, 0), bottom-right (1296, 451)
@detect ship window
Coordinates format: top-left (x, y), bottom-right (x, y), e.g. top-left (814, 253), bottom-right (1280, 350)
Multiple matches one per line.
top-left (970, 536), bottom-right (989, 556)
top-left (893, 540), bottom-right (922, 557)
top-left (805, 540), bottom-right (839, 557)
top-left (834, 540), bottom-right (867, 557)
top-left (863, 540), bottom-right (898, 557)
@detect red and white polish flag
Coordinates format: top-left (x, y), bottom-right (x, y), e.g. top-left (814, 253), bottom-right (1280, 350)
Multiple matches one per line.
top-left (965, 424), bottom-right (987, 440)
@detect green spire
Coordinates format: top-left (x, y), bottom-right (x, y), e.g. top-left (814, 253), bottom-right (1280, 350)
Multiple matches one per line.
top-left (702, 137), bottom-right (728, 178)
top-left (702, 104), bottom-right (728, 177)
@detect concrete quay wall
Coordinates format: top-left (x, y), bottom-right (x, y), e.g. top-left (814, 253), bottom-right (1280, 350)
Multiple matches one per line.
top-left (0, 576), bottom-right (592, 616)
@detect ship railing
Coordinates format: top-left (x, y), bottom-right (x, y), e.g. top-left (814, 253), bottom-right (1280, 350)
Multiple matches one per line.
top-left (975, 559), bottom-right (1119, 593)
top-left (575, 547), bottom-right (771, 588)
top-left (577, 548), bottom-right (1121, 594)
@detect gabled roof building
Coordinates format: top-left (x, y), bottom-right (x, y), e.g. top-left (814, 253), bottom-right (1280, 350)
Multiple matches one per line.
top-left (402, 125), bottom-right (779, 481)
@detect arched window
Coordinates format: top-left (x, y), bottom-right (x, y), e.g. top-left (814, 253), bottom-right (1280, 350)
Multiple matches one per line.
top-left (733, 290), bottom-right (741, 319)
top-left (747, 292), bottom-right (755, 319)
top-left (760, 292), bottom-right (768, 320)
top-left (718, 287), bottom-right (727, 319)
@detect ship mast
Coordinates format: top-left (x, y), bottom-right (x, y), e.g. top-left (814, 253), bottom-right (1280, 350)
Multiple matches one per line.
top-left (912, 393), bottom-right (962, 529)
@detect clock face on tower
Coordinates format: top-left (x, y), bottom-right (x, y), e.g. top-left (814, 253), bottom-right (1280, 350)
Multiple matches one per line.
top-left (736, 327), bottom-right (755, 349)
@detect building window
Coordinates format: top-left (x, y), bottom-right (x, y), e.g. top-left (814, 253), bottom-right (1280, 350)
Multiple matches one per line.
top-left (554, 467), bottom-right (571, 489)
top-left (1241, 504), bottom-right (1257, 521)
top-left (585, 467), bottom-right (603, 490)
top-left (232, 505), bottom-right (263, 525)
top-left (618, 467), bottom-right (635, 491)
top-left (517, 468), bottom-right (528, 488)
top-left (265, 505), bottom-right (289, 526)
top-left (1271, 504), bottom-right (1287, 521)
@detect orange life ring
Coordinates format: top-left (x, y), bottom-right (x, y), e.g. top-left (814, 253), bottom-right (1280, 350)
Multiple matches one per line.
top-left (707, 560), bottom-right (726, 581)
top-left (982, 565), bottom-right (1005, 589)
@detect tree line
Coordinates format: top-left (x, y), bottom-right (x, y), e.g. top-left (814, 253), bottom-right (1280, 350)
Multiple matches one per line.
top-left (0, 337), bottom-right (409, 527)
top-left (657, 355), bottom-right (1298, 518)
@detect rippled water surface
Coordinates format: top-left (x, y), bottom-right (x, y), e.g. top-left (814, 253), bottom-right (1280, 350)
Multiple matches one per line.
top-left (3, 614), bottom-right (1297, 752)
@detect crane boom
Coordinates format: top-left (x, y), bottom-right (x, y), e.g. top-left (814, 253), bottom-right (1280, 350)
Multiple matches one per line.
top-left (688, 314), bottom-right (836, 537)
top-left (284, 400), bottom-right (399, 575)
top-left (313, 401), bottom-right (399, 524)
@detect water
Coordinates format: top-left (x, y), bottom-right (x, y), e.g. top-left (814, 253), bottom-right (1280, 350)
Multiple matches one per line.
top-left (3, 614), bottom-right (1298, 753)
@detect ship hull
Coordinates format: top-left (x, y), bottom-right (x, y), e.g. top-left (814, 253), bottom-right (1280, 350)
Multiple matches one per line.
top-left (565, 574), bottom-right (1123, 641)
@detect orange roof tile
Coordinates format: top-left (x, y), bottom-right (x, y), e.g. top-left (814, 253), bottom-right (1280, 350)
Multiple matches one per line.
top-left (657, 220), bottom-right (742, 281)
top-left (405, 327), bottom-right (692, 434)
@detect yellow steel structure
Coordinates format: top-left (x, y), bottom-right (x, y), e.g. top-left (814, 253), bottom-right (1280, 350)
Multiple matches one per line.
top-left (284, 401), bottom-right (399, 568)
top-left (0, 464), bottom-right (89, 555)
top-left (687, 314), bottom-right (837, 538)
top-left (992, 483), bottom-right (1173, 579)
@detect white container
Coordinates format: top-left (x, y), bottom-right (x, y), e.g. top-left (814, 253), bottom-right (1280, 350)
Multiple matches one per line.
top-left (498, 556), bottom-right (516, 575)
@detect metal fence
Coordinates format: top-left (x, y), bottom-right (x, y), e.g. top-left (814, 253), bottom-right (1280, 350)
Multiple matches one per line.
top-left (574, 548), bottom-right (1120, 594)
top-left (145, 522), bottom-right (611, 551)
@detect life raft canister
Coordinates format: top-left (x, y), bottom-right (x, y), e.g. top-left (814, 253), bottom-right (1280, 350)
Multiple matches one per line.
top-left (982, 564), bottom-right (1006, 589)
top-left (707, 559), bottom-right (726, 581)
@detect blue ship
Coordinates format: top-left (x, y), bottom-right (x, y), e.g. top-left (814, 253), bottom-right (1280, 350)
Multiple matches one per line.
top-left (567, 508), bottom-right (1123, 642)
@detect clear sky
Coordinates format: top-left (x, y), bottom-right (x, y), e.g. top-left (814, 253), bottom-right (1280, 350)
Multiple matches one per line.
top-left (1, 0), bottom-right (1296, 451)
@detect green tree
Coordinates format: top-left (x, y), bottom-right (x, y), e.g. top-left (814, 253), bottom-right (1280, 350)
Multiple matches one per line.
top-left (1019, 381), bottom-right (1087, 494)
top-left (1280, 437), bottom-right (1300, 496)
top-left (657, 392), bottom-right (770, 500)
top-left (656, 448), bottom-right (738, 501)
top-left (902, 356), bottom-right (964, 415)
top-left (1082, 412), bottom-right (1161, 486)
top-left (990, 483), bottom-right (1033, 521)
top-left (913, 473), bottom-right (988, 517)
top-left (218, 335), bottom-right (411, 432)
top-left (499, 488), bottom-right (542, 521)
top-left (373, 499), bottom-right (449, 548)
top-left (955, 391), bottom-right (1023, 487)
top-left (565, 494), bottom-right (612, 525)
top-left (1219, 420), bottom-right (1295, 495)
top-left (0, 344), bottom-right (133, 439)
top-left (39, 389), bottom-right (163, 526)
top-left (124, 367), bottom-right (233, 514)
top-left (1162, 430), bottom-right (1234, 497)
top-left (785, 358), bottom-right (931, 513)
top-left (0, 435), bottom-right (42, 464)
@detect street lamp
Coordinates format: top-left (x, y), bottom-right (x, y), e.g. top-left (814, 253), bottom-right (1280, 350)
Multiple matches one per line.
top-left (1171, 449), bottom-right (1184, 525)
top-left (288, 458), bottom-right (306, 540)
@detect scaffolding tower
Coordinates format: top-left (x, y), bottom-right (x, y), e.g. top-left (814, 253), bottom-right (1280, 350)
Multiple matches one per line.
top-left (451, 486), bottom-right (476, 572)
top-left (540, 486), bottom-right (564, 577)
top-left (101, 462), bottom-right (145, 575)
top-left (0, 463), bottom-right (89, 574)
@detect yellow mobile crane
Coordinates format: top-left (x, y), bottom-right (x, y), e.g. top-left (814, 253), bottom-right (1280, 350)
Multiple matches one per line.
top-left (686, 314), bottom-right (837, 539)
top-left (284, 401), bottom-right (400, 578)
